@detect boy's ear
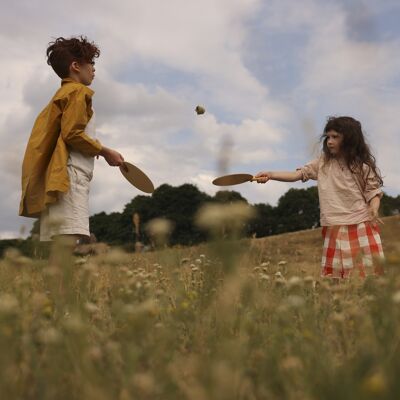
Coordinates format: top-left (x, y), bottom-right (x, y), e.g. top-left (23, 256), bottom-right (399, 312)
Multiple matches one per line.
top-left (70, 61), bottom-right (80, 74)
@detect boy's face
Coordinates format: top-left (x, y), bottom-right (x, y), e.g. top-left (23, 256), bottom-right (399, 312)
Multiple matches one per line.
top-left (325, 130), bottom-right (344, 156)
top-left (69, 61), bottom-right (95, 86)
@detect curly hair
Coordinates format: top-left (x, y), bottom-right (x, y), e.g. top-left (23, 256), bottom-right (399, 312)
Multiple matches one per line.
top-left (320, 116), bottom-right (383, 190)
top-left (46, 36), bottom-right (100, 79)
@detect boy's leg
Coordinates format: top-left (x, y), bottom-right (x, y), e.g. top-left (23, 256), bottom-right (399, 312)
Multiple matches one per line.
top-left (40, 165), bottom-right (92, 243)
top-left (49, 234), bottom-right (83, 299)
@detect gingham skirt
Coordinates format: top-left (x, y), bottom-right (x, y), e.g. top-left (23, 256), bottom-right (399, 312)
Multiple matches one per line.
top-left (321, 221), bottom-right (385, 278)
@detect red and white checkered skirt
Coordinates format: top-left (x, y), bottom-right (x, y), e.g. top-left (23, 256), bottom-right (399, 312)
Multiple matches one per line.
top-left (321, 221), bottom-right (385, 278)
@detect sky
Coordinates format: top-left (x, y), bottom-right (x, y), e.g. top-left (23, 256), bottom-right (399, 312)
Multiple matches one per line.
top-left (1, 0), bottom-right (399, 239)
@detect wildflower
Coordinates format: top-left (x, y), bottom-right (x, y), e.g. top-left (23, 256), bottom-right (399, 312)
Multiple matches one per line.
top-left (74, 257), bottom-right (88, 265)
top-left (195, 202), bottom-right (255, 235)
top-left (63, 314), bottom-right (85, 333)
top-left (278, 260), bottom-right (287, 266)
top-left (392, 290), bottom-right (400, 304)
top-left (146, 218), bottom-right (174, 246)
top-left (286, 295), bottom-right (305, 308)
top-left (260, 261), bottom-right (270, 267)
top-left (287, 276), bottom-right (303, 289)
top-left (86, 346), bottom-right (103, 362)
top-left (259, 273), bottom-right (270, 282)
top-left (131, 372), bottom-right (156, 396)
top-left (104, 248), bottom-right (129, 265)
top-left (84, 302), bottom-right (100, 314)
top-left (275, 271), bottom-right (284, 279)
top-left (362, 372), bottom-right (387, 396)
top-left (332, 312), bottom-right (346, 324)
top-left (0, 294), bottom-right (19, 315)
top-left (37, 327), bottom-right (61, 345)
top-left (280, 356), bottom-right (303, 371)
top-left (30, 292), bottom-right (51, 312)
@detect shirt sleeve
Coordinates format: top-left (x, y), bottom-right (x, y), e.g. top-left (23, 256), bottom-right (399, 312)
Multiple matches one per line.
top-left (296, 158), bottom-right (319, 182)
top-left (362, 164), bottom-right (383, 202)
top-left (60, 87), bottom-right (102, 157)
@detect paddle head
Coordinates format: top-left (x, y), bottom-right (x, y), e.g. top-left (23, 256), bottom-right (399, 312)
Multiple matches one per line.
top-left (212, 173), bottom-right (257, 186)
top-left (120, 162), bottom-right (155, 194)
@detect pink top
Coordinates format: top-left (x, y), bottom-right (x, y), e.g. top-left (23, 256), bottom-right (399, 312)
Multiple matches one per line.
top-left (297, 156), bottom-right (383, 226)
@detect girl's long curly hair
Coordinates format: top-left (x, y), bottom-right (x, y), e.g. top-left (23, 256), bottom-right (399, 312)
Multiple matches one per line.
top-left (46, 36), bottom-right (100, 79)
top-left (320, 116), bottom-right (383, 190)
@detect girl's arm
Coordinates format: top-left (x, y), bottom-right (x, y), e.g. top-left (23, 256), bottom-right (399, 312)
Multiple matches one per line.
top-left (254, 170), bottom-right (303, 183)
top-left (369, 195), bottom-right (384, 225)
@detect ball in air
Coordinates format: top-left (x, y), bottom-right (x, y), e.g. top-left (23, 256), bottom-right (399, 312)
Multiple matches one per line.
top-left (195, 105), bottom-right (205, 115)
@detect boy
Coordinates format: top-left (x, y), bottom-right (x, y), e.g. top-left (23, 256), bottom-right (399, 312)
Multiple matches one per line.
top-left (19, 36), bottom-right (124, 244)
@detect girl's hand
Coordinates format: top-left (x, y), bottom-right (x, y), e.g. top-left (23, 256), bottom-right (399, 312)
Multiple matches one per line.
top-left (254, 171), bottom-right (271, 184)
top-left (369, 206), bottom-right (384, 225)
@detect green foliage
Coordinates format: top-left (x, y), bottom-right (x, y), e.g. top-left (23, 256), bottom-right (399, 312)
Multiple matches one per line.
top-left (249, 203), bottom-right (276, 237)
top-left (212, 190), bottom-right (247, 204)
top-left (275, 186), bottom-right (320, 234)
top-left (381, 194), bottom-right (400, 216)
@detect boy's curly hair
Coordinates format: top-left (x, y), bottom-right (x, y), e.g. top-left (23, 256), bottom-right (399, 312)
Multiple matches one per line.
top-left (46, 36), bottom-right (100, 79)
top-left (321, 116), bottom-right (383, 190)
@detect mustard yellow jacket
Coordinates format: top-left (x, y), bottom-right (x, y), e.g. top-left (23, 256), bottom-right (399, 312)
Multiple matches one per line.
top-left (19, 78), bottom-right (102, 218)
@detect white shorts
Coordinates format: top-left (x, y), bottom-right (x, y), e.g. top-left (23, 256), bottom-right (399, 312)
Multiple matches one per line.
top-left (40, 165), bottom-right (92, 241)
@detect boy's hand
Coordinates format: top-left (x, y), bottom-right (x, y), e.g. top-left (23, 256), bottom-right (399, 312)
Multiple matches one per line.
top-left (99, 146), bottom-right (125, 167)
top-left (254, 171), bottom-right (271, 184)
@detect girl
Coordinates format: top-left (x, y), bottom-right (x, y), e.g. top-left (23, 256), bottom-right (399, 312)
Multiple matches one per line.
top-left (255, 116), bottom-right (385, 278)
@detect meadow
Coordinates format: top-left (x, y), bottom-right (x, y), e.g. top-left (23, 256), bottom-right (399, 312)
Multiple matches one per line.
top-left (0, 211), bottom-right (399, 400)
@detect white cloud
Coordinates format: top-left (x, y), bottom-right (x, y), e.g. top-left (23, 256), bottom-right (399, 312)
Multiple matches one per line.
top-left (1, 0), bottom-right (399, 239)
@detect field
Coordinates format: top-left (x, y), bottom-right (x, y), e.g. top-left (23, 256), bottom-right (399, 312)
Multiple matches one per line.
top-left (0, 215), bottom-right (399, 400)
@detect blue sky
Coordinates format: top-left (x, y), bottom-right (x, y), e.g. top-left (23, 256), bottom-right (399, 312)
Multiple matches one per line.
top-left (1, 0), bottom-right (399, 238)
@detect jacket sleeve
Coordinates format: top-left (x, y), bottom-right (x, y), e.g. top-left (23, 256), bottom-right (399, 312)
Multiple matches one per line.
top-left (60, 87), bottom-right (102, 156)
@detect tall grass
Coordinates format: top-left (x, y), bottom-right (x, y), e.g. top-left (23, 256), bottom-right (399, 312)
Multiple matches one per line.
top-left (0, 211), bottom-right (399, 399)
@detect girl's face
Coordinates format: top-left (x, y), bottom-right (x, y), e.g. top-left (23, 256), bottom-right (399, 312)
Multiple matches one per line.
top-left (325, 130), bottom-right (344, 156)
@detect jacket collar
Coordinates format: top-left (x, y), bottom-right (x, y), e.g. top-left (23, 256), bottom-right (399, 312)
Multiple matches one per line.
top-left (61, 78), bottom-right (94, 95)
top-left (61, 77), bottom-right (78, 85)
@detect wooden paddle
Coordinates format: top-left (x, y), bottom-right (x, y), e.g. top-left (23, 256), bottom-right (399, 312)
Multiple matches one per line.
top-left (119, 162), bottom-right (155, 193)
top-left (212, 173), bottom-right (259, 186)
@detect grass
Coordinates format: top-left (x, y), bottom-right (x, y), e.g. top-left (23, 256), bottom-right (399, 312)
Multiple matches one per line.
top-left (0, 214), bottom-right (399, 399)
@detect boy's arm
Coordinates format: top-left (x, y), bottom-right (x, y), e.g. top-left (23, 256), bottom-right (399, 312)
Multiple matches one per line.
top-left (255, 170), bottom-right (303, 183)
top-left (60, 88), bottom-right (102, 156)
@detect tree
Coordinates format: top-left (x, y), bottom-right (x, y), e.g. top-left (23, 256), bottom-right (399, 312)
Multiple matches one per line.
top-left (150, 184), bottom-right (211, 245)
top-left (274, 186), bottom-right (320, 233)
top-left (212, 190), bottom-right (248, 204)
top-left (381, 193), bottom-right (400, 216)
top-left (90, 211), bottom-right (124, 244)
top-left (249, 203), bottom-right (277, 237)
top-left (84, 185), bottom-right (400, 247)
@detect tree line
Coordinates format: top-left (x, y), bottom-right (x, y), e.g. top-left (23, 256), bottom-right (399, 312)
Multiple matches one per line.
top-left (87, 184), bottom-right (399, 247)
top-left (1, 184), bottom-right (399, 257)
